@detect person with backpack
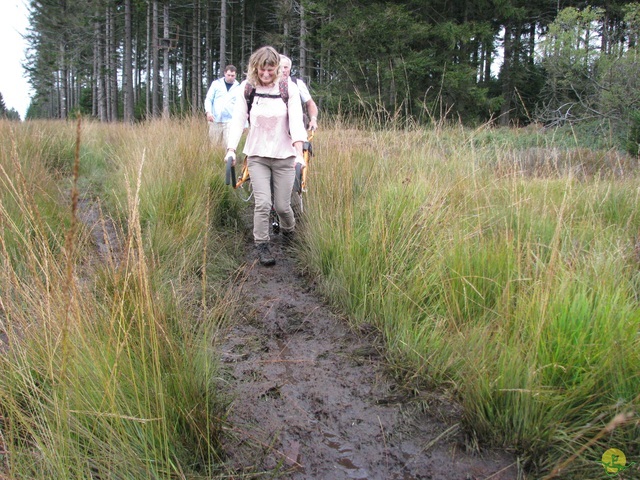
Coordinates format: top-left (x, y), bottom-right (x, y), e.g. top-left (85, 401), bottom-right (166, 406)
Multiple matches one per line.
top-left (225, 46), bottom-right (307, 266)
top-left (279, 55), bottom-right (318, 131)
top-left (204, 65), bottom-right (240, 146)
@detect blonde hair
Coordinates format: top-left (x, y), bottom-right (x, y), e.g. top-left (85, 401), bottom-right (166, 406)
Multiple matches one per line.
top-left (246, 46), bottom-right (281, 86)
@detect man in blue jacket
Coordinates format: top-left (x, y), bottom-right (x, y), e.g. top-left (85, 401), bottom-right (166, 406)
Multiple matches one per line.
top-left (204, 65), bottom-right (240, 146)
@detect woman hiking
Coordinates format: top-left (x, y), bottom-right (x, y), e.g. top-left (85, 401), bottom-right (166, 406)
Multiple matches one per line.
top-left (225, 46), bottom-right (307, 266)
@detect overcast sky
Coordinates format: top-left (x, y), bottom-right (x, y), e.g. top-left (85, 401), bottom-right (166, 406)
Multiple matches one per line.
top-left (0, 0), bottom-right (31, 120)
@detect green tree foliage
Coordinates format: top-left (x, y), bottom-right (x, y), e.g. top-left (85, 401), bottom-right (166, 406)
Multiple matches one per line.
top-left (539, 4), bottom-right (640, 150)
top-left (20, 0), bottom-right (640, 137)
top-left (25, 0), bottom-right (94, 119)
top-left (539, 6), bottom-right (606, 123)
top-left (0, 93), bottom-right (20, 121)
top-left (316, 3), bottom-right (430, 121)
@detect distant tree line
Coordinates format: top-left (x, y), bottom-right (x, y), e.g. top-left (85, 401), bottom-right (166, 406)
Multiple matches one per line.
top-left (0, 92), bottom-right (21, 121)
top-left (23, 0), bottom-right (640, 144)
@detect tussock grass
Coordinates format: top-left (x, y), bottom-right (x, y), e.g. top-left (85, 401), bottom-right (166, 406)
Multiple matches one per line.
top-left (301, 123), bottom-right (640, 478)
top-left (0, 118), bottom-right (243, 478)
top-left (2, 115), bottom-right (637, 479)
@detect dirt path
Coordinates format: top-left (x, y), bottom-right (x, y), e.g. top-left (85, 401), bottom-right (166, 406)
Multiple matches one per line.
top-left (75, 195), bottom-right (519, 479)
top-left (219, 232), bottom-right (520, 479)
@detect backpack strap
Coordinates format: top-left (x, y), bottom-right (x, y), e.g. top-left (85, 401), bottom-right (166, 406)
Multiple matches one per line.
top-left (244, 79), bottom-right (290, 124)
top-left (278, 77), bottom-right (289, 104)
top-left (244, 82), bottom-right (256, 113)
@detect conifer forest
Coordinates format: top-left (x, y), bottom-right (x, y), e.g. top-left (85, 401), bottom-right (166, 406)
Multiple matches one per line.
top-left (22, 1), bottom-right (640, 143)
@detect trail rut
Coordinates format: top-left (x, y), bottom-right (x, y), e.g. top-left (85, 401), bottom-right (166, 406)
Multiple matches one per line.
top-left (219, 233), bottom-right (519, 479)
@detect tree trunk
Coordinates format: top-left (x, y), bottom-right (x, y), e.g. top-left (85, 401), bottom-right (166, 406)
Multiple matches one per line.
top-left (152, 0), bottom-right (160, 117)
top-left (107, 4), bottom-right (119, 121)
top-left (124, 0), bottom-right (135, 122)
top-left (145, 1), bottom-right (151, 118)
top-left (163, 1), bottom-right (170, 119)
top-left (205, 0), bottom-right (213, 88)
top-left (499, 25), bottom-right (513, 126)
top-left (240, 1), bottom-right (247, 70)
top-left (219, 0), bottom-right (227, 76)
top-left (195, 0), bottom-right (202, 111)
top-left (299, 0), bottom-right (307, 79)
top-left (59, 44), bottom-right (68, 119)
top-left (94, 18), bottom-right (107, 121)
top-left (192, 2), bottom-right (201, 114)
top-left (181, 18), bottom-right (189, 113)
top-left (93, 36), bottom-right (98, 118)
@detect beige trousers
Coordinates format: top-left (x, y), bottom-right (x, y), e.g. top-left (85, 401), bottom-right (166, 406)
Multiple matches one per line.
top-left (208, 121), bottom-right (229, 146)
top-left (248, 155), bottom-right (296, 243)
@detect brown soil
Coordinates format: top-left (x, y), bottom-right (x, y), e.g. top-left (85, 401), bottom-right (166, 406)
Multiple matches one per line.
top-left (219, 229), bottom-right (520, 479)
top-left (74, 195), bottom-right (521, 479)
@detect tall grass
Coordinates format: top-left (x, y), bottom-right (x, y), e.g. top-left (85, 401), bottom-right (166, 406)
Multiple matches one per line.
top-left (301, 123), bottom-right (640, 477)
top-left (0, 118), bottom-right (242, 479)
top-left (3, 115), bottom-right (637, 478)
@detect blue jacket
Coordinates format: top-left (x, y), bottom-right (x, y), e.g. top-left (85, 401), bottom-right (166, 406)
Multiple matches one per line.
top-left (204, 77), bottom-right (240, 123)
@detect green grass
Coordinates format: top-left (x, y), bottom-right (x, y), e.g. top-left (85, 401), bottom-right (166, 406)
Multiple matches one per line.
top-left (301, 123), bottom-right (640, 478)
top-left (0, 118), bottom-right (242, 479)
top-left (2, 117), bottom-right (638, 479)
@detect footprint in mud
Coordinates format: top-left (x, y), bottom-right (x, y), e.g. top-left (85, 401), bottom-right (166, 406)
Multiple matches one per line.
top-left (322, 430), bottom-right (370, 480)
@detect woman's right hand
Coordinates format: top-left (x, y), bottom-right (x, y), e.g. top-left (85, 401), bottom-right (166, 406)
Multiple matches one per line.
top-left (226, 149), bottom-right (236, 166)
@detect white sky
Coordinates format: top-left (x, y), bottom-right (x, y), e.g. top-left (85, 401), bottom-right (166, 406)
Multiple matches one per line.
top-left (0, 0), bottom-right (31, 120)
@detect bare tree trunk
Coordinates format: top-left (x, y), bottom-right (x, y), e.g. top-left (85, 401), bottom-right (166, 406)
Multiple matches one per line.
top-left (484, 43), bottom-right (492, 85)
top-left (146, 0), bottom-right (151, 119)
top-left (229, 0), bottom-right (235, 64)
top-left (195, 0), bottom-right (202, 111)
top-left (50, 88), bottom-right (57, 118)
top-left (152, 0), bottom-right (160, 117)
top-left (299, 0), bottom-right (306, 79)
top-left (181, 19), bottom-right (188, 112)
top-left (162, 1), bottom-right (170, 119)
top-left (92, 43), bottom-right (98, 117)
top-left (124, 0), bottom-right (135, 122)
top-left (94, 14), bottom-right (107, 121)
top-left (191, 7), bottom-right (197, 113)
top-left (59, 44), bottom-right (68, 119)
top-left (240, 1), bottom-right (247, 70)
top-left (171, 57), bottom-right (177, 112)
top-left (205, 0), bottom-right (213, 88)
top-left (135, 12), bottom-right (142, 108)
top-left (105, 8), bottom-right (112, 121)
top-left (69, 67), bottom-right (73, 112)
top-left (107, 4), bottom-right (119, 121)
top-left (283, 23), bottom-right (289, 54)
top-left (499, 25), bottom-right (513, 126)
top-left (191, 2), bottom-right (201, 115)
top-left (219, 0), bottom-right (227, 76)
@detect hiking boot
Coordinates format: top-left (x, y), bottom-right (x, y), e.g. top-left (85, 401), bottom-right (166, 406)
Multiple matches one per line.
top-left (282, 229), bottom-right (295, 247)
top-left (256, 242), bottom-right (276, 266)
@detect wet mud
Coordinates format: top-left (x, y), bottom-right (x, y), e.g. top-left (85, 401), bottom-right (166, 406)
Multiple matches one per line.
top-left (74, 195), bottom-right (520, 479)
top-left (219, 234), bottom-right (519, 479)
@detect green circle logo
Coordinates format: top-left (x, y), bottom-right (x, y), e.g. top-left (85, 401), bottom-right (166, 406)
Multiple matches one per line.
top-left (601, 448), bottom-right (628, 474)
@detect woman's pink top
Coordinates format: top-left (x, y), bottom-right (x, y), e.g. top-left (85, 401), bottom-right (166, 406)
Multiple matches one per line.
top-left (227, 78), bottom-right (307, 159)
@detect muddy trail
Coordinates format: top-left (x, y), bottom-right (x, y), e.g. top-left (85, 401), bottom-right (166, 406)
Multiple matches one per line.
top-left (218, 226), bottom-right (519, 479)
top-left (76, 195), bottom-right (519, 479)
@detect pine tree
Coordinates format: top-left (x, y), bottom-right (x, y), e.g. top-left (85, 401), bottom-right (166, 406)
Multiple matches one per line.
top-left (0, 92), bottom-right (7, 116)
